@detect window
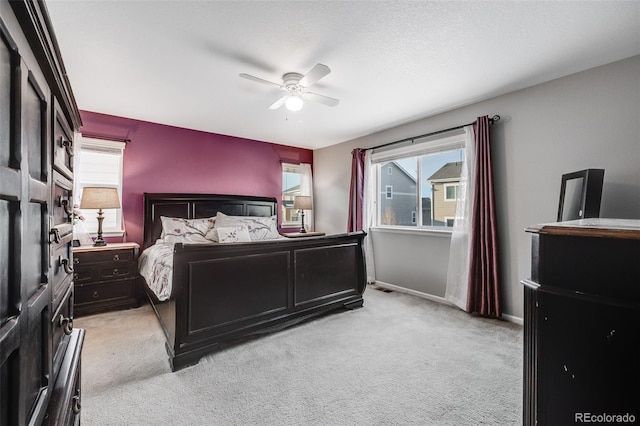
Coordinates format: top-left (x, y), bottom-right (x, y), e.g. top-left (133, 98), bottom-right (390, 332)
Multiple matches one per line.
top-left (444, 183), bottom-right (459, 201)
top-left (372, 132), bottom-right (465, 229)
top-left (75, 137), bottom-right (125, 236)
top-left (282, 163), bottom-right (301, 227)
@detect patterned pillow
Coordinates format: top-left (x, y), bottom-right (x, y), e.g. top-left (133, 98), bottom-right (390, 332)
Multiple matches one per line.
top-left (215, 212), bottom-right (280, 241)
top-left (217, 225), bottom-right (251, 243)
top-left (160, 216), bottom-right (216, 243)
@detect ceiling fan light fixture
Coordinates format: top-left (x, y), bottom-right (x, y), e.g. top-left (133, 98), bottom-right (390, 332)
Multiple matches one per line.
top-left (285, 94), bottom-right (304, 112)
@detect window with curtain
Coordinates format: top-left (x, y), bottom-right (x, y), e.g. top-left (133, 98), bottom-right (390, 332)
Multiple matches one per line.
top-left (372, 132), bottom-right (465, 229)
top-left (75, 137), bottom-right (125, 235)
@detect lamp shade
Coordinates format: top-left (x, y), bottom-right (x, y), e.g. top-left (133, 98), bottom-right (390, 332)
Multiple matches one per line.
top-left (293, 195), bottom-right (312, 210)
top-left (80, 187), bottom-right (121, 209)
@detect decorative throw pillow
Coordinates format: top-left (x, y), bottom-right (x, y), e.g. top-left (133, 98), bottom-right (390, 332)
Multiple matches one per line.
top-left (204, 227), bottom-right (219, 242)
top-left (160, 216), bottom-right (216, 243)
top-left (217, 225), bottom-right (252, 243)
top-left (215, 212), bottom-right (280, 241)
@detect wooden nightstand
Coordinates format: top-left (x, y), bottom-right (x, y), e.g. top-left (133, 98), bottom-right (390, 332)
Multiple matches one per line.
top-left (72, 242), bottom-right (140, 317)
top-left (281, 231), bottom-right (326, 238)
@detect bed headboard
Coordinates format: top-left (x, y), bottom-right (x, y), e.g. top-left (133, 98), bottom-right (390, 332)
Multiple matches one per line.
top-left (143, 193), bottom-right (278, 249)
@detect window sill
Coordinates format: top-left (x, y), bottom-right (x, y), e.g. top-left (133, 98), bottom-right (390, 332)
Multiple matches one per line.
top-left (87, 230), bottom-right (125, 238)
top-left (369, 226), bottom-right (452, 238)
top-left (281, 221), bottom-right (302, 228)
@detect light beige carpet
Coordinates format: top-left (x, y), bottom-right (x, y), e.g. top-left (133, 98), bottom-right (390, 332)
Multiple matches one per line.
top-left (75, 287), bottom-right (523, 425)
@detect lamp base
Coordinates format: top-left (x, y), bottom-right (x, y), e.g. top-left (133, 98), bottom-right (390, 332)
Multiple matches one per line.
top-left (299, 210), bottom-right (307, 233)
top-left (94, 210), bottom-right (107, 246)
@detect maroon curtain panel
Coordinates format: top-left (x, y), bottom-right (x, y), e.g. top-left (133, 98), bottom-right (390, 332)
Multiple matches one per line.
top-left (466, 116), bottom-right (501, 317)
top-left (348, 148), bottom-right (366, 232)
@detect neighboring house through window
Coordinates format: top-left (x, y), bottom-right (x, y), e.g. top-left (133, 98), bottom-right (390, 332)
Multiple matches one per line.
top-left (427, 162), bottom-right (463, 227)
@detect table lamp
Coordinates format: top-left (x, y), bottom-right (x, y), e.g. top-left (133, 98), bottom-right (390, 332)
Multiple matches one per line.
top-left (79, 187), bottom-right (121, 246)
top-left (293, 195), bottom-right (312, 233)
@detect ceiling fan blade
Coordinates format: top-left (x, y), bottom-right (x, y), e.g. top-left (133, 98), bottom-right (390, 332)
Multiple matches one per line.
top-left (305, 91), bottom-right (339, 107)
top-left (268, 95), bottom-right (287, 110)
top-left (299, 63), bottom-right (331, 87)
top-left (239, 73), bottom-right (283, 89)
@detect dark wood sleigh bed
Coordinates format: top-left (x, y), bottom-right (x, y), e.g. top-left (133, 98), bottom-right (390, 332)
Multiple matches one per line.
top-left (141, 193), bottom-right (367, 371)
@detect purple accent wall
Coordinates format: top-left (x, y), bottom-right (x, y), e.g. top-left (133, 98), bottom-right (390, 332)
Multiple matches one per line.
top-left (80, 111), bottom-right (313, 247)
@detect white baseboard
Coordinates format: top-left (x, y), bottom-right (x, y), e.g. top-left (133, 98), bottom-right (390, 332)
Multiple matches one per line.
top-left (371, 281), bottom-right (453, 306)
top-left (499, 313), bottom-right (523, 325)
top-left (370, 281), bottom-right (523, 325)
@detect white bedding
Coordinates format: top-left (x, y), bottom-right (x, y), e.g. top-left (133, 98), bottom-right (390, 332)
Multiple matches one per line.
top-left (138, 241), bottom-right (175, 301)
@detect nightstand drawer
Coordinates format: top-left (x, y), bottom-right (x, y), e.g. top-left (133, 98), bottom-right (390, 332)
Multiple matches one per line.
top-left (99, 265), bottom-right (133, 280)
top-left (72, 267), bottom-right (93, 284)
top-left (74, 249), bottom-right (134, 266)
top-left (73, 265), bottom-right (134, 284)
top-left (75, 278), bottom-right (136, 307)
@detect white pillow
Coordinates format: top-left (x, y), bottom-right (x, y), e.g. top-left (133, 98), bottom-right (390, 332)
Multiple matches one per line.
top-left (160, 216), bottom-right (216, 243)
top-left (217, 225), bottom-right (252, 243)
top-left (215, 212), bottom-right (280, 241)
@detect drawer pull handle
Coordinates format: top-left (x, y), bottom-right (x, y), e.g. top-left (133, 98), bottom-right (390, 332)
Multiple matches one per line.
top-left (50, 228), bottom-right (60, 244)
top-left (113, 254), bottom-right (120, 261)
top-left (59, 197), bottom-right (73, 217)
top-left (72, 395), bottom-right (81, 414)
top-left (59, 256), bottom-right (74, 274)
top-left (92, 290), bottom-right (99, 299)
top-left (60, 137), bottom-right (74, 157)
top-left (58, 314), bottom-right (73, 335)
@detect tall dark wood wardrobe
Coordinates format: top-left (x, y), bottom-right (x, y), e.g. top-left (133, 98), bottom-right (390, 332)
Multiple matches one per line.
top-left (1, 1), bottom-right (84, 424)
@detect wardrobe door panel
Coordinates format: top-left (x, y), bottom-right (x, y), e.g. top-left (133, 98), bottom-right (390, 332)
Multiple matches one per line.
top-left (25, 73), bottom-right (47, 183)
top-left (22, 286), bottom-right (50, 425)
top-left (1, 19), bottom-right (13, 169)
top-left (52, 100), bottom-right (74, 179)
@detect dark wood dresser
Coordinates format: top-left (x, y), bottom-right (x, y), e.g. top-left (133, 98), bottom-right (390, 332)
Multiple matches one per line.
top-left (522, 219), bottom-right (640, 426)
top-left (73, 242), bottom-right (140, 317)
top-left (1, 1), bottom-right (84, 424)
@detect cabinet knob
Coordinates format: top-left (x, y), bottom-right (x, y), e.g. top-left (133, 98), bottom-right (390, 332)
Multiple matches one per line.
top-left (113, 254), bottom-right (120, 261)
top-left (73, 273), bottom-right (78, 280)
top-left (58, 314), bottom-right (73, 335)
top-left (113, 268), bottom-right (119, 275)
top-left (92, 290), bottom-right (99, 299)
top-left (74, 257), bottom-right (80, 264)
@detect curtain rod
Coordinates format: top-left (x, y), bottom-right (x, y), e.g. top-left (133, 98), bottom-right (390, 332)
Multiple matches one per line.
top-left (81, 132), bottom-right (131, 143)
top-left (366, 115), bottom-right (500, 152)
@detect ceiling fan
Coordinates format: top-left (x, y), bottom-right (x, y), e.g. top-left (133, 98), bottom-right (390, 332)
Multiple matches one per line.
top-left (239, 63), bottom-right (339, 112)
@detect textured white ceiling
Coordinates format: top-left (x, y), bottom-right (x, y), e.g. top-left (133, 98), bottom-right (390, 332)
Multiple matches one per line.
top-left (46, 1), bottom-right (640, 150)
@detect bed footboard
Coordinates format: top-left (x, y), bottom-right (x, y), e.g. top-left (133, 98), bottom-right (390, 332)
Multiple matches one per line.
top-left (166, 232), bottom-right (366, 371)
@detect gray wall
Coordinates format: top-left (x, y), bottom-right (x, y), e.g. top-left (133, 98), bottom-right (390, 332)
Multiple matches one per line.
top-left (313, 55), bottom-right (640, 320)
